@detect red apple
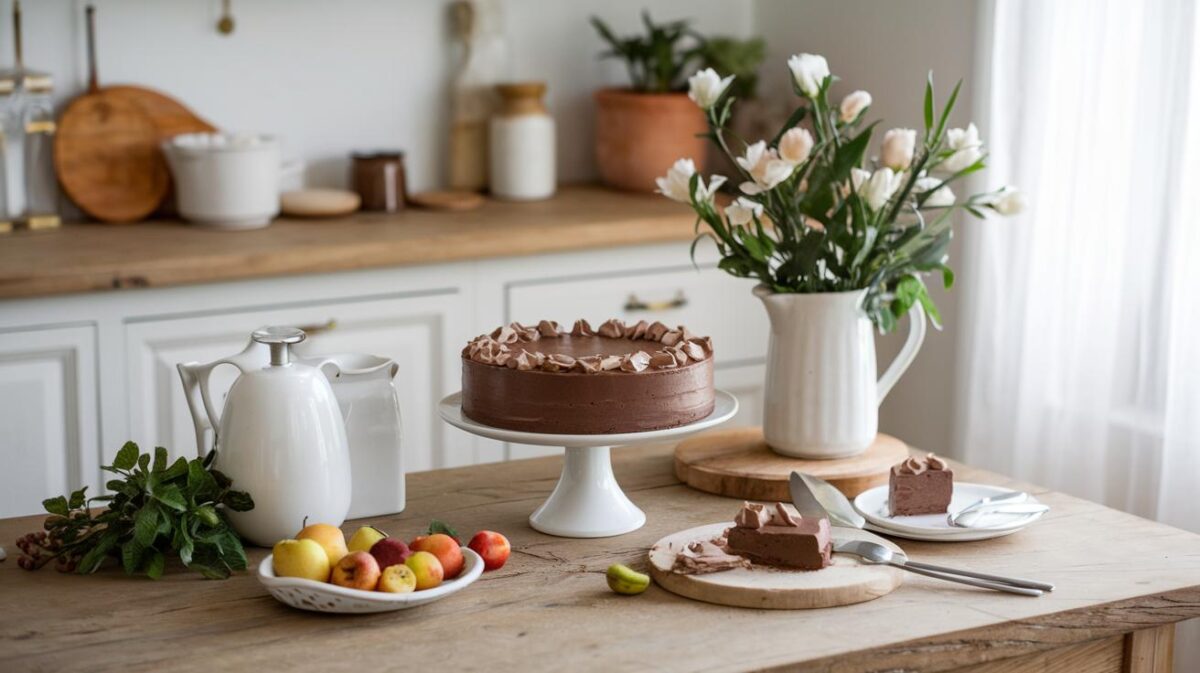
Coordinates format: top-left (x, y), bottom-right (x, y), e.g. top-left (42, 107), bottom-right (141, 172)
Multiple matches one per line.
top-left (369, 537), bottom-right (412, 570)
top-left (467, 530), bottom-right (511, 571)
top-left (410, 533), bottom-right (464, 579)
top-left (329, 551), bottom-right (381, 590)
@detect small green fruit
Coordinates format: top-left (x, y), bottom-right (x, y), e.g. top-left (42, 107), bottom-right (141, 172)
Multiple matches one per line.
top-left (606, 563), bottom-right (650, 595)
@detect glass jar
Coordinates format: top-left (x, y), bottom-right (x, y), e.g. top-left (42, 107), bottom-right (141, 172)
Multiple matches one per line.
top-left (351, 151), bottom-right (408, 212)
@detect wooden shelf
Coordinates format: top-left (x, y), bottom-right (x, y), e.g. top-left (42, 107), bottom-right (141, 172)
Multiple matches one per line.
top-left (0, 186), bottom-right (697, 300)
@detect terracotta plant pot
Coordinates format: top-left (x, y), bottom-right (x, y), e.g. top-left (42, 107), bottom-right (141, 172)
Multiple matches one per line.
top-left (594, 88), bottom-right (709, 193)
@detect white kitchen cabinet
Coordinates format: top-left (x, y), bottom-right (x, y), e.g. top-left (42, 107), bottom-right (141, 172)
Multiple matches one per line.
top-left (0, 325), bottom-right (100, 518)
top-left (125, 289), bottom-right (473, 474)
top-left (0, 241), bottom-right (768, 514)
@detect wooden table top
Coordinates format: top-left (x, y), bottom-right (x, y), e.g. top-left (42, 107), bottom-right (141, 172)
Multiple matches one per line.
top-left (1, 443), bottom-right (1198, 673)
top-left (0, 186), bottom-right (695, 300)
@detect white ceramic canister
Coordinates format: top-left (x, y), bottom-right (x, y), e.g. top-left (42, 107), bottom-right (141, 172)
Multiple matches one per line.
top-left (163, 132), bottom-right (300, 230)
top-left (489, 82), bottom-right (555, 200)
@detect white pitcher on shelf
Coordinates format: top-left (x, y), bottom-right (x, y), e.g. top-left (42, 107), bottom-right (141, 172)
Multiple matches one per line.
top-left (177, 327), bottom-right (403, 546)
top-left (756, 287), bottom-right (925, 459)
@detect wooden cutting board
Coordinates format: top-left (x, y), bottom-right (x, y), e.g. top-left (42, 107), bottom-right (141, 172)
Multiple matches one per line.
top-left (648, 523), bottom-right (904, 609)
top-left (674, 427), bottom-right (908, 500)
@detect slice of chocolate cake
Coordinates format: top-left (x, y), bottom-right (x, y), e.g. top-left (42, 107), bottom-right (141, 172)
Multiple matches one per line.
top-left (723, 502), bottom-right (832, 570)
top-left (888, 453), bottom-right (954, 516)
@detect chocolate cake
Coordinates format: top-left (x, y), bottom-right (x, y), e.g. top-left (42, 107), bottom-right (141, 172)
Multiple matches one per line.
top-left (460, 319), bottom-right (715, 434)
top-left (888, 453), bottom-right (954, 516)
top-left (723, 502), bottom-right (832, 570)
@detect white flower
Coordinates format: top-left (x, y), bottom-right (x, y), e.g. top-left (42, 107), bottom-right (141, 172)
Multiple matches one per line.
top-left (839, 90), bottom-right (872, 123)
top-left (695, 174), bottom-right (727, 204)
top-left (736, 141), bottom-right (794, 195)
top-left (787, 53), bottom-right (830, 97)
top-left (881, 128), bottom-right (917, 170)
top-left (861, 167), bottom-right (901, 211)
top-left (850, 168), bottom-right (871, 192)
top-left (914, 176), bottom-right (955, 207)
top-left (992, 187), bottom-right (1025, 215)
top-left (725, 197), bottom-right (764, 226)
top-left (687, 68), bottom-right (735, 110)
top-left (655, 159), bottom-right (696, 203)
top-left (778, 127), bottom-right (814, 165)
top-left (942, 123), bottom-right (983, 172)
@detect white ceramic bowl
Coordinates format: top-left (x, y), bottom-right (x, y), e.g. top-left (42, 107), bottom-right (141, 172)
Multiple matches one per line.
top-left (258, 547), bottom-right (484, 613)
top-left (163, 132), bottom-right (297, 230)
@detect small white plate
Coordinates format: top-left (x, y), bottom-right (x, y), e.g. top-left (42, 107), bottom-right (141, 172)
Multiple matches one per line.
top-left (258, 548), bottom-right (484, 613)
top-left (854, 483), bottom-right (1046, 542)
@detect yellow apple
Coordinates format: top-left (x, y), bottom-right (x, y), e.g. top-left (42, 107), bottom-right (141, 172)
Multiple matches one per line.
top-left (272, 539), bottom-right (331, 582)
top-left (296, 523), bottom-right (348, 566)
top-left (347, 525), bottom-right (388, 554)
top-left (377, 564), bottom-right (417, 593)
top-left (405, 550), bottom-right (444, 590)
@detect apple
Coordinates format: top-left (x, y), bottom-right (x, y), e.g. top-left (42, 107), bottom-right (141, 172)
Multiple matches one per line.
top-left (467, 531), bottom-right (511, 571)
top-left (272, 539), bottom-right (331, 582)
top-left (348, 526), bottom-right (388, 554)
top-left (369, 537), bottom-right (412, 570)
top-left (405, 551), bottom-right (444, 590)
top-left (296, 523), bottom-right (348, 566)
top-left (330, 551), bottom-right (381, 590)
top-left (377, 564), bottom-right (417, 593)
top-left (410, 533), bottom-right (464, 579)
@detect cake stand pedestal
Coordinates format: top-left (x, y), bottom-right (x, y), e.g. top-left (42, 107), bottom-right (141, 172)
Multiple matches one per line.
top-left (438, 390), bottom-right (738, 538)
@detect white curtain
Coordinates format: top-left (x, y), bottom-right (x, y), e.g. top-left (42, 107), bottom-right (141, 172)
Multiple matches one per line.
top-left (959, 0), bottom-right (1200, 668)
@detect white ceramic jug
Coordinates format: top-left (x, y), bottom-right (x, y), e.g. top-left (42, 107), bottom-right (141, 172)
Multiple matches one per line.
top-left (177, 327), bottom-right (357, 546)
top-left (755, 286), bottom-right (925, 459)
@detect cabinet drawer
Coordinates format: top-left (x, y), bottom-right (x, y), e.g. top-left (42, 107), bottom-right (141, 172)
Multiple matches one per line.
top-left (506, 265), bottom-right (768, 365)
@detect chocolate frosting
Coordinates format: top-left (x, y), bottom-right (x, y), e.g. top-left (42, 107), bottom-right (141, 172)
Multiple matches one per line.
top-left (462, 319), bottom-right (714, 374)
top-left (893, 453), bottom-right (950, 476)
top-left (671, 539), bottom-right (752, 575)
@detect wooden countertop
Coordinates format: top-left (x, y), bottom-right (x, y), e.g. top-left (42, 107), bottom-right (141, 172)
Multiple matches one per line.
top-left (0, 186), bottom-right (697, 300)
top-left (2, 444), bottom-right (1198, 673)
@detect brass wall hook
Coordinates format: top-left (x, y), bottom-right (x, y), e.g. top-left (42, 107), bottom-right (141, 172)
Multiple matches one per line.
top-left (217, 0), bottom-right (235, 35)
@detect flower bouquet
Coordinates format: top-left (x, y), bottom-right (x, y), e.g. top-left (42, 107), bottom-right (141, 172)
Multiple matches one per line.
top-left (660, 53), bottom-right (1023, 331)
top-left (658, 53), bottom-right (1023, 458)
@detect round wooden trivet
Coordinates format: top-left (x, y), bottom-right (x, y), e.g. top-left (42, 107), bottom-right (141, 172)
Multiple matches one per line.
top-left (674, 427), bottom-right (907, 500)
top-left (648, 523), bottom-right (903, 610)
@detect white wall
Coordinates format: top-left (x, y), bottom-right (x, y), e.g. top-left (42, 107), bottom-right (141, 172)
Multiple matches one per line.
top-left (753, 0), bottom-right (980, 456)
top-left (8, 0), bottom-right (751, 191)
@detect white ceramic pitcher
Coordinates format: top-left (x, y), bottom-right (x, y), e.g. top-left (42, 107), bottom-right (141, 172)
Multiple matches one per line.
top-left (177, 327), bottom-right (403, 546)
top-left (755, 286), bottom-right (925, 459)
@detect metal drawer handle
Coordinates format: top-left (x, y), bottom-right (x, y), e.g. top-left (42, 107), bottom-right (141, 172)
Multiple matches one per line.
top-left (296, 319), bottom-right (338, 336)
top-left (624, 291), bottom-right (687, 312)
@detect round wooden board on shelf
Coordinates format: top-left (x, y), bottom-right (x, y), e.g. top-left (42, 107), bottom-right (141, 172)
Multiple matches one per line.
top-left (674, 427), bottom-right (908, 500)
top-left (648, 523), bottom-right (903, 610)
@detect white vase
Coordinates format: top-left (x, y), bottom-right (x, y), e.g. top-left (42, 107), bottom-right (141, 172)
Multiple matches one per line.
top-left (754, 285), bottom-right (926, 459)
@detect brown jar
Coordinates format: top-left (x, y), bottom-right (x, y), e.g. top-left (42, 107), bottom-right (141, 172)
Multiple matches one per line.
top-left (351, 151), bottom-right (407, 212)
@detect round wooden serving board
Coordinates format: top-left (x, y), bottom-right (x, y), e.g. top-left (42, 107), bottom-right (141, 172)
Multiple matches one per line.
top-left (674, 427), bottom-right (908, 500)
top-left (649, 523), bottom-right (904, 609)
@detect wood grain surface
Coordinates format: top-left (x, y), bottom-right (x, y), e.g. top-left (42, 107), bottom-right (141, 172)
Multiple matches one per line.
top-left (648, 523), bottom-right (904, 609)
top-left (674, 427), bottom-right (909, 499)
top-left (0, 186), bottom-right (696, 300)
top-left (0, 444), bottom-right (1198, 673)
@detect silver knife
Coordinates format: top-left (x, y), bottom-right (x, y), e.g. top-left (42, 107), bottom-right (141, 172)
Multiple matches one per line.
top-left (789, 471), bottom-right (866, 529)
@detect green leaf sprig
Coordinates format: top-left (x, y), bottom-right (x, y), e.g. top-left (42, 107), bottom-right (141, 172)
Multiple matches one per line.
top-left (17, 441), bottom-right (254, 579)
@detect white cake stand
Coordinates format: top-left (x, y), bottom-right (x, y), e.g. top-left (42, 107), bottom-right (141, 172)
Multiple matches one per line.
top-left (438, 390), bottom-right (738, 538)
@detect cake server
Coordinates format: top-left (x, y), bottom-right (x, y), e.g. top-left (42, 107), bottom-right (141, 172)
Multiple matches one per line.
top-left (789, 472), bottom-right (865, 529)
top-left (833, 540), bottom-right (1054, 596)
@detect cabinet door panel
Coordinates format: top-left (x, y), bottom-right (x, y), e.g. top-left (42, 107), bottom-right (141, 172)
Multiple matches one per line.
top-left (0, 326), bottom-right (99, 518)
top-left (125, 291), bottom-right (470, 486)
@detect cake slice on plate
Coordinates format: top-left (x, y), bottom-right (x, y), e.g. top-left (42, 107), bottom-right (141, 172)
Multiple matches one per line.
top-left (888, 453), bottom-right (954, 516)
top-left (723, 502), bottom-right (832, 570)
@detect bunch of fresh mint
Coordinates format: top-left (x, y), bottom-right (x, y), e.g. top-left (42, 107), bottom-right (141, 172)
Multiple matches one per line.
top-left (16, 441), bottom-right (254, 579)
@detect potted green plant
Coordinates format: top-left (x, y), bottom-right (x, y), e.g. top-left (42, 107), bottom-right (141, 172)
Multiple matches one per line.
top-left (657, 53), bottom-right (1025, 458)
top-left (590, 12), bottom-right (708, 192)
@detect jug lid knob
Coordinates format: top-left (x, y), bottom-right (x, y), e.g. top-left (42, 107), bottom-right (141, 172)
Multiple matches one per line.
top-left (252, 326), bottom-right (306, 366)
